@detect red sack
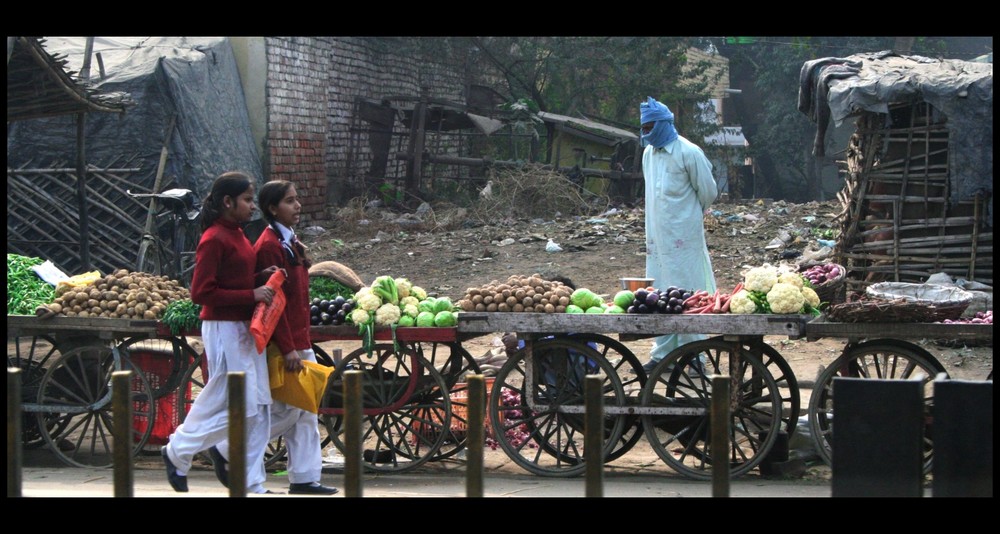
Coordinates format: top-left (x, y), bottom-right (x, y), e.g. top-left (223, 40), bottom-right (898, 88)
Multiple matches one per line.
top-left (250, 270), bottom-right (287, 354)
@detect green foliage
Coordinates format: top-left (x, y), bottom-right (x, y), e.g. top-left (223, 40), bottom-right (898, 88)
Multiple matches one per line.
top-left (7, 254), bottom-right (55, 315)
top-left (309, 277), bottom-right (355, 301)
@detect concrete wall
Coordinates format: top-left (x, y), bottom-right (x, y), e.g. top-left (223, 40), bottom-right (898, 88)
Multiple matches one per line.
top-left (229, 37), bottom-right (268, 162)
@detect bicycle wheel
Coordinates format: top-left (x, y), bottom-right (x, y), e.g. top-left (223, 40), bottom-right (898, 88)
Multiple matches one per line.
top-left (640, 339), bottom-right (782, 480)
top-left (136, 237), bottom-right (162, 277)
top-left (808, 339), bottom-right (945, 473)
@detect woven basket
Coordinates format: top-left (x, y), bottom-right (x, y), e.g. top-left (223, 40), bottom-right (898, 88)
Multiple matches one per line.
top-left (824, 283), bottom-right (972, 323)
top-left (798, 262), bottom-right (847, 304)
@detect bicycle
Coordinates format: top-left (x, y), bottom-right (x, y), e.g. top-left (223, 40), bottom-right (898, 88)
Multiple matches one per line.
top-left (127, 187), bottom-right (202, 288)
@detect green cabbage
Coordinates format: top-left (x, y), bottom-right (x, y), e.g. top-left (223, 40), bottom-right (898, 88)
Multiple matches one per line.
top-left (418, 299), bottom-right (437, 314)
top-left (565, 304), bottom-right (584, 314)
top-left (416, 311), bottom-right (436, 327)
top-left (604, 305), bottom-right (625, 314)
top-left (570, 288), bottom-right (601, 311)
top-left (433, 310), bottom-right (456, 327)
top-left (433, 297), bottom-right (454, 314)
top-left (613, 290), bottom-right (634, 309)
top-left (397, 315), bottom-right (415, 327)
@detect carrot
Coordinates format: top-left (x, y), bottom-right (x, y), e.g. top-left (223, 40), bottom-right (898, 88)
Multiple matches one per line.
top-left (713, 290), bottom-right (723, 313)
top-left (731, 282), bottom-right (744, 295)
top-left (720, 294), bottom-right (733, 313)
top-left (683, 290), bottom-right (709, 307)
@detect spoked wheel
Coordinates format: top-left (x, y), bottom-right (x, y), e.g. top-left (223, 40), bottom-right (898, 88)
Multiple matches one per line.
top-left (324, 344), bottom-right (450, 473)
top-left (36, 345), bottom-right (156, 468)
top-left (410, 341), bottom-right (481, 461)
top-left (565, 333), bottom-right (646, 462)
top-left (136, 237), bottom-right (163, 277)
top-left (9, 335), bottom-right (66, 449)
top-left (640, 339), bottom-right (782, 480)
top-left (117, 337), bottom-right (197, 400)
top-left (488, 338), bottom-right (627, 477)
top-left (730, 336), bottom-right (800, 439)
top-left (808, 339), bottom-right (945, 473)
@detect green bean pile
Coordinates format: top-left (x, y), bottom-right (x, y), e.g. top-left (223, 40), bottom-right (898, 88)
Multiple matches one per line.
top-left (7, 254), bottom-right (56, 315)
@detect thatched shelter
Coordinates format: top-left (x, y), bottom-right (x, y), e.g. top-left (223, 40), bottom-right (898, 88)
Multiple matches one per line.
top-left (800, 51), bottom-right (992, 291)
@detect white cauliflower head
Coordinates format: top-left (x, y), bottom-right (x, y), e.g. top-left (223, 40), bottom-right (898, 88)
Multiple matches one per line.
top-left (349, 308), bottom-right (371, 326)
top-left (767, 282), bottom-right (805, 314)
top-left (403, 303), bottom-right (419, 318)
top-left (728, 290), bottom-right (757, 314)
top-left (801, 286), bottom-right (820, 308)
top-left (776, 271), bottom-right (805, 289)
top-left (374, 303), bottom-right (402, 326)
top-left (394, 277), bottom-right (412, 299)
top-left (400, 296), bottom-right (419, 308)
top-left (410, 286), bottom-right (428, 301)
top-left (357, 292), bottom-right (383, 312)
top-left (744, 265), bottom-right (779, 293)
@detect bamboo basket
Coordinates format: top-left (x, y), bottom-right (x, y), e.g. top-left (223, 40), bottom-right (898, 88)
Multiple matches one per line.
top-left (824, 282), bottom-right (972, 323)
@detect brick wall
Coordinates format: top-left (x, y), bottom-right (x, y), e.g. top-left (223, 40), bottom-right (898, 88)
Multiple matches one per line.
top-left (264, 37), bottom-right (470, 220)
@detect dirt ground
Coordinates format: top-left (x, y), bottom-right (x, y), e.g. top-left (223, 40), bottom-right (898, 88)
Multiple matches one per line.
top-left (300, 197), bottom-right (993, 385)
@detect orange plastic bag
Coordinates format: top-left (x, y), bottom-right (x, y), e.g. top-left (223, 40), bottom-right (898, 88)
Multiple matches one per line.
top-left (266, 344), bottom-right (336, 413)
top-left (250, 270), bottom-right (287, 354)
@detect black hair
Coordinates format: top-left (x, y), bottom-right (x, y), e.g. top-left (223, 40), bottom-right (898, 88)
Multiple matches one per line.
top-left (257, 180), bottom-right (310, 268)
top-left (200, 171), bottom-right (253, 231)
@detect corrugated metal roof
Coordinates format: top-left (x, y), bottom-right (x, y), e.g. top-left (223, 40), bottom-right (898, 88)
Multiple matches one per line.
top-left (537, 111), bottom-right (638, 142)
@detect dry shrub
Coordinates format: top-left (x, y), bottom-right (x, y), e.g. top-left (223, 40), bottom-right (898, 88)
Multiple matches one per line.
top-left (470, 164), bottom-right (610, 224)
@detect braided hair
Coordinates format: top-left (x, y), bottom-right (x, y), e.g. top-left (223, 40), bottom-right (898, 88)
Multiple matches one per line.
top-left (257, 180), bottom-right (310, 268)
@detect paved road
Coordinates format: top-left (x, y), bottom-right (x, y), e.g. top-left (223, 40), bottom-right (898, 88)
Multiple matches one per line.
top-left (15, 444), bottom-right (836, 498)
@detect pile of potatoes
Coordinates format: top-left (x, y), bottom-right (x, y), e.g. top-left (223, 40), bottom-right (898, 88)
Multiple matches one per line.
top-left (46, 269), bottom-right (190, 320)
top-left (457, 274), bottom-right (572, 313)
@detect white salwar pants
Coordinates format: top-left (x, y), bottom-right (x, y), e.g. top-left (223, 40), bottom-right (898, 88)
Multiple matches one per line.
top-left (218, 348), bottom-right (323, 484)
top-left (165, 320), bottom-right (272, 493)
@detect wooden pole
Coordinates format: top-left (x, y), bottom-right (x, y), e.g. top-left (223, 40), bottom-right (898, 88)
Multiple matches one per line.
top-left (8, 369), bottom-right (23, 498)
top-left (344, 370), bottom-right (363, 497)
top-left (112, 370), bottom-right (134, 498)
top-left (466, 375), bottom-right (485, 498)
top-left (76, 112), bottom-right (91, 271)
top-left (711, 374), bottom-right (730, 497)
top-left (228, 372), bottom-right (247, 497)
top-left (585, 374), bottom-right (605, 498)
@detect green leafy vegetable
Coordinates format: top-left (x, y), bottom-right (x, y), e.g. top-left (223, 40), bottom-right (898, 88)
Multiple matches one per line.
top-left (161, 298), bottom-right (202, 335)
top-left (7, 254), bottom-right (56, 315)
top-left (309, 277), bottom-right (355, 301)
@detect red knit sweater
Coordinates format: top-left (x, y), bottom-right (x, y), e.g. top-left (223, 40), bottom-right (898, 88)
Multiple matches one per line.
top-left (190, 218), bottom-right (257, 321)
top-left (254, 226), bottom-right (311, 354)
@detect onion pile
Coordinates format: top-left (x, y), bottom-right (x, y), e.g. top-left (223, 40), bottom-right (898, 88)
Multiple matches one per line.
top-left (940, 310), bottom-right (992, 325)
top-left (802, 263), bottom-right (842, 285)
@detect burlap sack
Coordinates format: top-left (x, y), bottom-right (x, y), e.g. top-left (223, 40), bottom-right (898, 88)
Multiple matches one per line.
top-left (308, 260), bottom-right (364, 291)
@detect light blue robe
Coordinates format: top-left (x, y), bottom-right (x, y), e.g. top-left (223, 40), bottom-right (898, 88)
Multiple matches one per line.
top-left (643, 135), bottom-right (719, 361)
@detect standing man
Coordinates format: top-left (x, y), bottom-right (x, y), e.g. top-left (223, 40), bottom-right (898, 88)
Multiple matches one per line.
top-left (639, 96), bottom-right (718, 373)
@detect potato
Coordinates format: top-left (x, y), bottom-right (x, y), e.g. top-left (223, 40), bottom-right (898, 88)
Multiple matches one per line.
top-left (513, 303), bottom-right (524, 312)
top-left (475, 303), bottom-right (486, 312)
top-left (486, 302), bottom-right (498, 312)
top-left (91, 306), bottom-right (102, 315)
top-left (522, 297), bottom-right (533, 307)
top-left (78, 310), bottom-right (89, 318)
top-left (544, 303), bottom-right (555, 313)
top-left (134, 302), bottom-right (148, 314)
top-left (497, 303), bottom-right (510, 312)
top-left (559, 296), bottom-right (570, 306)
top-left (556, 305), bottom-right (566, 313)
top-left (515, 289), bottom-right (526, 300)
top-left (144, 310), bottom-right (158, 320)
top-left (483, 295), bottom-right (494, 305)
top-left (115, 303), bottom-right (127, 315)
top-left (87, 299), bottom-right (100, 309)
top-left (472, 295), bottom-right (484, 305)
top-left (49, 303), bottom-right (63, 313)
top-left (501, 289), bottom-right (511, 298)
top-left (506, 296), bottom-right (517, 307)
top-left (532, 294), bottom-right (542, 303)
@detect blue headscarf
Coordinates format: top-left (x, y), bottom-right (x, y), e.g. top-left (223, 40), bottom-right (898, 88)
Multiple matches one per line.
top-left (639, 96), bottom-right (678, 148)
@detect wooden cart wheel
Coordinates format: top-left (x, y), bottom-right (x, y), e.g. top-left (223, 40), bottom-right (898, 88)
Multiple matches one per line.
top-left (36, 344), bottom-right (156, 468)
top-left (410, 341), bottom-right (481, 461)
top-left (808, 339), bottom-right (946, 473)
top-left (565, 333), bottom-right (646, 462)
top-left (9, 335), bottom-right (66, 449)
top-left (726, 336), bottom-right (800, 439)
top-left (324, 343), bottom-right (450, 473)
top-left (488, 338), bottom-right (627, 477)
top-left (117, 336), bottom-right (196, 400)
top-left (640, 339), bottom-right (781, 480)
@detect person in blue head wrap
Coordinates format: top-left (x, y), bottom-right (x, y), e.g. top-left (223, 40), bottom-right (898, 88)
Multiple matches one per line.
top-left (639, 96), bottom-right (718, 374)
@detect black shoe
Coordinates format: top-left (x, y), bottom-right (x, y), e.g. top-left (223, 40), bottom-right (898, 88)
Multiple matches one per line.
top-left (288, 482), bottom-right (340, 495)
top-left (641, 359), bottom-right (659, 374)
top-left (208, 445), bottom-right (229, 488)
top-left (161, 446), bottom-right (188, 493)
top-left (363, 449), bottom-right (394, 463)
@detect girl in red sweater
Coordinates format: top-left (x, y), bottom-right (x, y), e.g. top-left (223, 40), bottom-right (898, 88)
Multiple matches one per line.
top-left (161, 171), bottom-right (278, 494)
top-left (210, 180), bottom-right (338, 495)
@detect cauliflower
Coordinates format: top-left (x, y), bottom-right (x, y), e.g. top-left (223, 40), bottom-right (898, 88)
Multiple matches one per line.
top-left (394, 277), bottom-right (412, 299)
top-left (776, 272), bottom-right (805, 289)
top-left (410, 286), bottom-right (427, 301)
top-left (400, 296), bottom-right (419, 308)
top-left (349, 308), bottom-right (371, 326)
top-left (744, 265), bottom-right (778, 293)
top-left (801, 286), bottom-right (820, 309)
top-left (374, 303), bottom-right (402, 326)
top-left (728, 290), bottom-right (758, 314)
top-left (357, 292), bottom-right (382, 312)
top-left (355, 286), bottom-right (373, 300)
top-left (403, 303), bottom-right (419, 318)
top-left (767, 282), bottom-right (805, 314)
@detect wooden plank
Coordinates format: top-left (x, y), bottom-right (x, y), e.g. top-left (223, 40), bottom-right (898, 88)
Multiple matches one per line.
top-left (456, 312), bottom-right (808, 337)
top-left (6, 315), bottom-right (159, 338)
top-left (310, 325), bottom-right (458, 343)
top-left (805, 319), bottom-right (992, 342)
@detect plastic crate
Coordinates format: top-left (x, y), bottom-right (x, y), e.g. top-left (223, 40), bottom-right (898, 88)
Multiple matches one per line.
top-left (413, 378), bottom-right (502, 443)
top-left (130, 350), bottom-right (191, 447)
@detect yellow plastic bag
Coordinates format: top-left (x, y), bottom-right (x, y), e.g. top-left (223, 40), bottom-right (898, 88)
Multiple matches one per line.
top-left (55, 270), bottom-right (102, 295)
top-left (266, 344), bottom-right (335, 413)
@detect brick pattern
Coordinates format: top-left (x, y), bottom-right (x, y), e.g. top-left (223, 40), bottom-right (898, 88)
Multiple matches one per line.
top-left (264, 37), bottom-right (469, 220)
